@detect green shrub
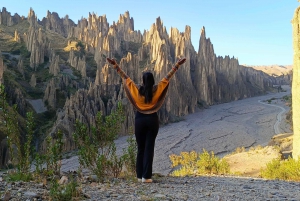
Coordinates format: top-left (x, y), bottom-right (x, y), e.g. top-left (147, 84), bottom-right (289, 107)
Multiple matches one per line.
top-left (49, 177), bottom-right (80, 201)
top-left (261, 157), bottom-right (300, 181)
top-left (73, 102), bottom-right (125, 181)
top-left (5, 171), bottom-right (33, 182)
top-left (45, 130), bottom-right (64, 175)
top-left (122, 127), bottom-right (137, 176)
top-left (0, 85), bottom-right (35, 174)
top-left (169, 149), bottom-right (230, 177)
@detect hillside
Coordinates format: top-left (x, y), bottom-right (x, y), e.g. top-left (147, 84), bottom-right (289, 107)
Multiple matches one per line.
top-left (243, 65), bottom-right (292, 85)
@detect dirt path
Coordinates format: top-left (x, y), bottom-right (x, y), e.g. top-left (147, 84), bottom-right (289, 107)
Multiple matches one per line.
top-left (258, 100), bottom-right (287, 135)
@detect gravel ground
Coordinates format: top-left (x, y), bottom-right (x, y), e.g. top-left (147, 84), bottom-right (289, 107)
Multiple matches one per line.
top-left (1, 174), bottom-right (300, 201)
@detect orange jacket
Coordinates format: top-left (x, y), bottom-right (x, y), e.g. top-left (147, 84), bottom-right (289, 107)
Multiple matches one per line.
top-left (113, 63), bottom-right (180, 114)
top-left (123, 77), bottom-right (169, 114)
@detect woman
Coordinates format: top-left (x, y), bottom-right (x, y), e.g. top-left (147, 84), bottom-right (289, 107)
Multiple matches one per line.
top-left (107, 57), bottom-right (186, 182)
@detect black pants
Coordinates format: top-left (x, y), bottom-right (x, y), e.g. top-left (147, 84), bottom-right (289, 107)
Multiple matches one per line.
top-left (135, 111), bottom-right (159, 179)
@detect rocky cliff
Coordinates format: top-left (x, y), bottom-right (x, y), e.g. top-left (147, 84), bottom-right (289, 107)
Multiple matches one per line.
top-left (67, 49), bottom-right (87, 78)
top-left (292, 6), bottom-right (300, 159)
top-left (244, 65), bottom-right (292, 85)
top-left (0, 7), bottom-right (23, 26)
top-left (24, 9), bottom-right (50, 70)
top-left (40, 11), bottom-right (75, 38)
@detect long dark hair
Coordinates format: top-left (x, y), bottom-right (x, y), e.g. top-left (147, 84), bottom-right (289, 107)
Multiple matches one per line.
top-left (138, 72), bottom-right (155, 103)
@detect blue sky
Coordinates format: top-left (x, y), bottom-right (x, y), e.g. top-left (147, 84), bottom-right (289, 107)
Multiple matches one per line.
top-left (1, 0), bottom-right (299, 65)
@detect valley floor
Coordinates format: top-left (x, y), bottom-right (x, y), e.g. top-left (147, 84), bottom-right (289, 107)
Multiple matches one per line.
top-left (115, 85), bottom-right (292, 175)
top-left (59, 86), bottom-right (291, 176)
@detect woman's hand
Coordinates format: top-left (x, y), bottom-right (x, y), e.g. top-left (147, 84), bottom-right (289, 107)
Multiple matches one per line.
top-left (107, 58), bottom-right (117, 66)
top-left (177, 58), bottom-right (186, 65)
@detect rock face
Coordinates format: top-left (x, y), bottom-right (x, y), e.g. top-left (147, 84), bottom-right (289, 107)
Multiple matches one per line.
top-left (43, 75), bottom-right (78, 110)
top-left (17, 59), bottom-right (25, 79)
top-left (0, 7), bottom-right (22, 26)
top-left (14, 30), bottom-right (21, 42)
top-left (40, 11), bottom-right (75, 38)
top-left (24, 9), bottom-right (50, 70)
top-left (292, 7), bottom-right (300, 159)
top-left (246, 65), bottom-right (293, 85)
top-left (30, 74), bottom-right (36, 87)
top-left (49, 52), bottom-right (60, 76)
top-left (0, 52), bottom-right (4, 84)
top-left (67, 49), bottom-right (87, 78)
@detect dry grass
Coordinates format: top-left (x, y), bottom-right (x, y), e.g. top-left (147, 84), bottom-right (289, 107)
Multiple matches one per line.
top-left (63, 41), bottom-right (79, 52)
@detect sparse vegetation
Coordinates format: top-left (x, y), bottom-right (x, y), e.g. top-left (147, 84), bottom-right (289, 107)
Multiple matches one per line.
top-left (122, 127), bottom-right (137, 177)
top-left (261, 157), bottom-right (300, 181)
top-left (73, 102), bottom-right (130, 181)
top-left (49, 177), bottom-right (81, 201)
top-left (169, 149), bottom-right (230, 177)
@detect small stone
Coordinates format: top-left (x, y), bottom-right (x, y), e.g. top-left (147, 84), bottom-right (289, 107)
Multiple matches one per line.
top-left (89, 175), bottom-right (98, 182)
top-left (23, 191), bottom-right (39, 198)
top-left (1, 191), bottom-right (11, 201)
top-left (154, 194), bottom-right (166, 198)
top-left (83, 192), bottom-right (91, 198)
top-left (58, 176), bottom-right (68, 185)
top-left (90, 182), bottom-right (98, 187)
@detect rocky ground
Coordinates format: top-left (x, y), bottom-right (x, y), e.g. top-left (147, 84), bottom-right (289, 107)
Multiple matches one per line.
top-left (1, 174), bottom-right (300, 201)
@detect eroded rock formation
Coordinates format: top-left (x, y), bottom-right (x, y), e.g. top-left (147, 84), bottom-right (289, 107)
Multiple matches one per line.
top-left (292, 6), bottom-right (300, 159)
top-left (0, 7), bottom-right (22, 26)
top-left (0, 52), bottom-right (4, 84)
top-left (40, 11), bottom-right (75, 38)
top-left (43, 75), bottom-right (78, 110)
top-left (17, 58), bottom-right (25, 79)
top-left (14, 30), bottom-right (21, 42)
top-left (30, 74), bottom-right (36, 87)
top-left (49, 53), bottom-right (60, 76)
top-left (67, 49), bottom-right (87, 78)
top-left (24, 9), bottom-right (50, 70)
top-left (46, 13), bottom-right (276, 152)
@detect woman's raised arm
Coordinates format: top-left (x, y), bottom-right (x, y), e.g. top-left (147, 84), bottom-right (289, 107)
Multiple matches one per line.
top-left (107, 58), bottom-right (129, 79)
top-left (165, 58), bottom-right (186, 80)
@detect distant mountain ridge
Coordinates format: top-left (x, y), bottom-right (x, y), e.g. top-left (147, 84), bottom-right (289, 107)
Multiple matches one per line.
top-left (244, 64), bottom-right (292, 77)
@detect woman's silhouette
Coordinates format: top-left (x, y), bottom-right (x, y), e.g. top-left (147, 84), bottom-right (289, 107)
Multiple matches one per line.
top-left (107, 57), bottom-right (186, 182)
